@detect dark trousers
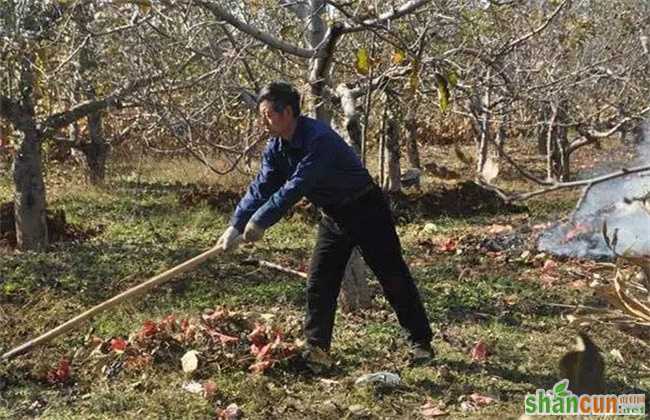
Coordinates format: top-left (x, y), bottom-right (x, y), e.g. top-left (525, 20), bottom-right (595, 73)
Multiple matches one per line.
top-left (304, 185), bottom-right (433, 351)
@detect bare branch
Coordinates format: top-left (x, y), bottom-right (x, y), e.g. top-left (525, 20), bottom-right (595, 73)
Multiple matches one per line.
top-left (50, 35), bottom-right (91, 76)
top-left (341, 0), bottom-right (432, 33)
top-left (484, 165), bottom-right (650, 202)
top-left (497, 0), bottom-right (569, 56)
top-left (195, 0), bottom-right (318, 58)
top-left (43, 74), bottom-right (164, 136)
top-left (584, 104), bottom-right (650, 139)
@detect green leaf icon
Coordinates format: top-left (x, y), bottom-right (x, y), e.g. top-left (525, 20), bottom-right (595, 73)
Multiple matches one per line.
top-left (553, 379), bottom-right (569, 397)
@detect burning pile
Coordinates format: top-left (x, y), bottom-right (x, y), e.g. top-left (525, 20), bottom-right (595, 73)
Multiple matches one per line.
top-left (538, 181), bottom-right (650, 260)
top-left (538, 135), bottom-right (650, 260)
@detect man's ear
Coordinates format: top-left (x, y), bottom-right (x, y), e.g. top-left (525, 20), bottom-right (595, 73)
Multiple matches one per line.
top-left (283, 106), bottom-right (295, 120)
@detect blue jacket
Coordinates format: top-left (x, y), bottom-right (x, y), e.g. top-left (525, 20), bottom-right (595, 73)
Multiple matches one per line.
top-left (230, 116), bottom-right (372, 233)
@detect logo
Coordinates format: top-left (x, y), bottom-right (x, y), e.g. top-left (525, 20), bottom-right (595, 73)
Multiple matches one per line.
top-left (524, 380), bottom-right (645, 416)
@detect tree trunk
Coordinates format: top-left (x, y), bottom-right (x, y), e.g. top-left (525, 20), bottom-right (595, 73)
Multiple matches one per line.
top-left (10, 52), bottom-right (48, 251)
top-left (378, 104), bottom-right (387, 187)
top-left (335, 83), bottom-right (372, 312)
top-left (555, 105), bottom-right (570, 181)
top-left (546, 104), bottom-right (558, 180)
top-left (536, 103), bottom-right (550, 155)
top-left (13, 127), bottom-right (48, 250)
top-left (336, 84), bottom-right (363, 154)
top-left (307, 11), bottom-right (367, 312)
top-left (383, 96), bottom-right (401, 193)
top-left (72, 8), bottom-right (109, 185)
top-left (82, 110), bottom-right (109, 185)
top-left (338, 255), bottom-right (370, 312)
top-left (405, 107), bottom-right (421, 170)
top-left (546, 102), bottom-right (570, 181)
top-left (476, 85), bottom-right (491, 178)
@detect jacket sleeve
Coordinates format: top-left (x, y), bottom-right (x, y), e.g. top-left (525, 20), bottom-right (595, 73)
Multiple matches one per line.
top-left (250, 136), bottom-right (332, 229)
top-left (230, 142), bottom-right (285, 233)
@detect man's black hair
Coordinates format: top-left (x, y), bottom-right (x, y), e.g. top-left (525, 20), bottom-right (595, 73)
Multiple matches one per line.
top-left (257, 81), bottom-right (301, 118)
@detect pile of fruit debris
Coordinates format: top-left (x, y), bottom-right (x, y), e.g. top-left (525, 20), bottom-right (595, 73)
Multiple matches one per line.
top-left (47, 307), bottom-right (301, 385)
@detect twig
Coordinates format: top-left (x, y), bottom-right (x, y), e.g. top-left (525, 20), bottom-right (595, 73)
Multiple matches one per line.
top-left (50, 35), bottom-right (91, 76)
top-left (571, 182), bottom-right (594, 220)
top-left (542, 303), bottom-right (611, 312)
top-left (244, 259), bottom-right (308, 279)
top-left (482, 164), bottom-right (650, 202)
top-left (497, 0), bottom-right (569, 57)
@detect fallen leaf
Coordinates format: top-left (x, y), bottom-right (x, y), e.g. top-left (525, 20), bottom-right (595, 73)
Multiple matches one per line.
top-left (248, 359), bottom-right (273, 374)
top-left (487, 224), bottom-right (513, 235)
top-left (207, 329), bottom-right (240, 345)
top-left (46, 358), bottom-right (70, 384)
top-left (202, 380), bottom-right (217, 399)
top-left (469, 392), bottom-right (497, 406)
top-left (158, 314), bottom-right (177, 331)
top-left (420, 401), bottom-right (448, 417)
top-left (470, 340), bottom-right (488, 363)
top-left (182, 380), bottom-right (203, 394)
top-left (542, 259), bottom-right (558, 273)
top-left (564, 223), bottom-right (592, 241)
top-left (138, 320), bottom-right (158, 339)
top-left (438, 238), bottom-right (457, 253)
top-left (124, 354), bottom-right (152, 370)
top-left (181, 350), bottom-right (199, 373)
top-left (248, 324), bottom-right (268, 348)
top-left (217, 403), bottom-right (242, 420)
top-left (110, 337), bottom-right (128, 353)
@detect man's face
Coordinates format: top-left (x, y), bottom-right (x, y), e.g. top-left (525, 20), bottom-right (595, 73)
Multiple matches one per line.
top-left (259, 100), bottom-right (293, 138)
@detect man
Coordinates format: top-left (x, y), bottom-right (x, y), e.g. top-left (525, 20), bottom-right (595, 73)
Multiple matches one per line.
top-left (216, 81), bottom-right (433, 367)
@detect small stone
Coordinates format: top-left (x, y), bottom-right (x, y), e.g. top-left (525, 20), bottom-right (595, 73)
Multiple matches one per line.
top-left (348, 404), bottom-right (370, 417)
top-left (354, 371), bottom-right (400, 387)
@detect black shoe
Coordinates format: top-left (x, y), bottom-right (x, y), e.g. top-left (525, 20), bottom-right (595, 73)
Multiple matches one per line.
top-left (410, 342), bottom-right (435, 365)
top-left (301, 344), bottom-right (334, 374)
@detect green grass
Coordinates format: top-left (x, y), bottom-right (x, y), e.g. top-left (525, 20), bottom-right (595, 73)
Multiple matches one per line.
top-left (0, 158), bottom-right (648, 419)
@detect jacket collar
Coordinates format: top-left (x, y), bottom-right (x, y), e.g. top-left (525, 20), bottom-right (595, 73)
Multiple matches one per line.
top-left (278, 116), bottom-right (305, 151)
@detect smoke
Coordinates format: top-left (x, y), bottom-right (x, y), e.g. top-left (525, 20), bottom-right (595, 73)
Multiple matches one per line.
top-left (537, 121), bottom-right (650, 260)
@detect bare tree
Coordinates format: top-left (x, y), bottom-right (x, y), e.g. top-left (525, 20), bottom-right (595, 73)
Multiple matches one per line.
top-left (0, 1), bottom-right (168, 249)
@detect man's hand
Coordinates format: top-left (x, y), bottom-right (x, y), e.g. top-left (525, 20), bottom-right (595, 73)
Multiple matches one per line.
top-left (216, 226), bottom-right (242, 252)
top-left (243, 221), bottom-right (265, 243)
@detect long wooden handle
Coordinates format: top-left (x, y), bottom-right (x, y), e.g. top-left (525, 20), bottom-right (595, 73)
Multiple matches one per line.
top-left (1, 245), bottom-right (223, 361)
